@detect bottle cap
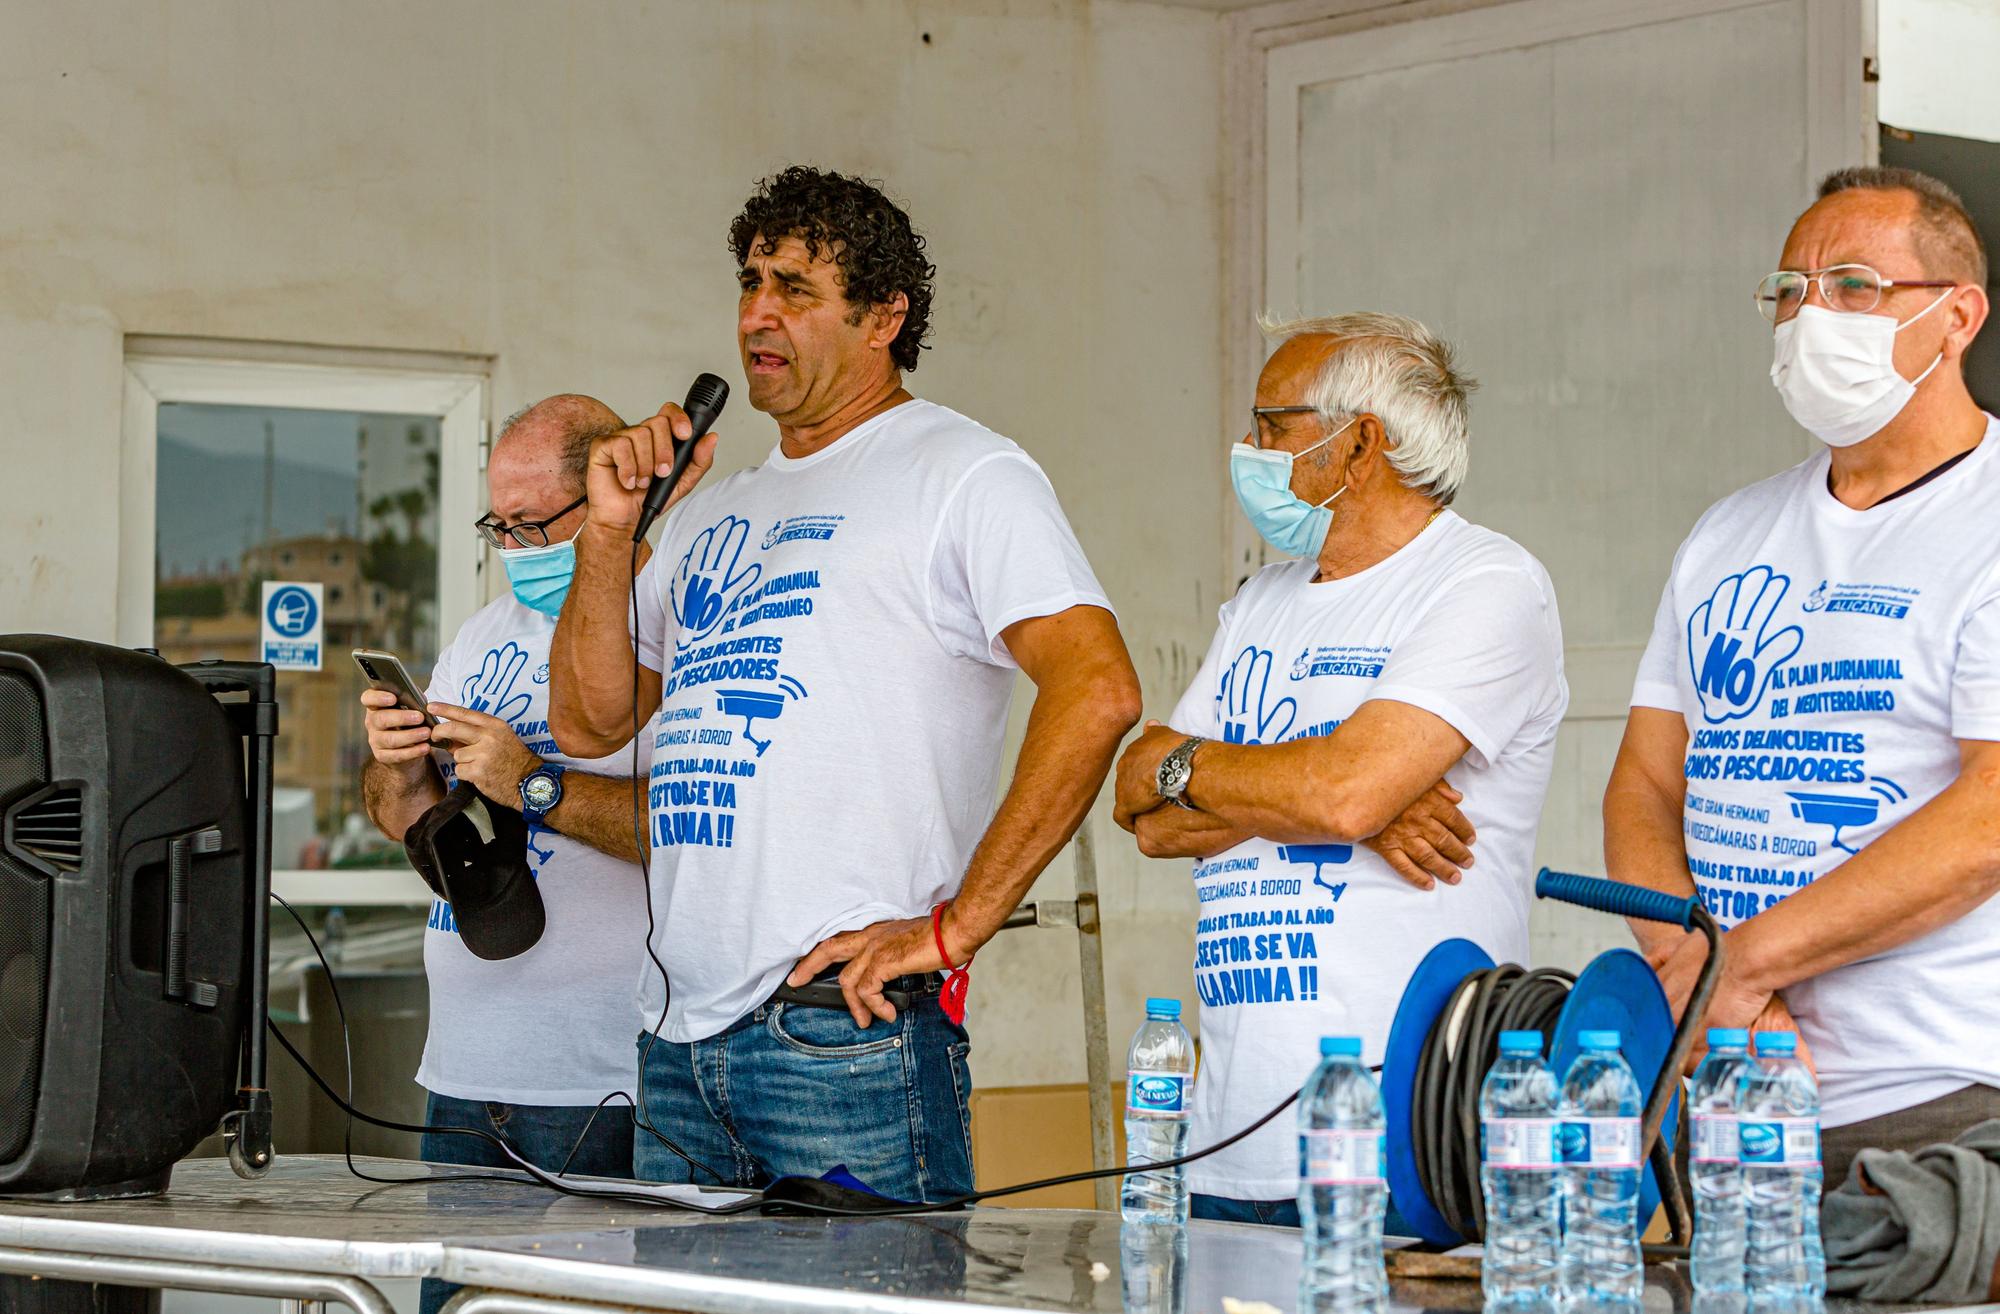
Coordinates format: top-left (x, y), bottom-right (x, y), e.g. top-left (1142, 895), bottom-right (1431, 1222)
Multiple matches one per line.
top-left (1320, 1036), bottom-right (1362, 1057)
top-left (1579, 1029), bottom-right (1621, 1050)
top-left (1144, 998), bottom-right (1181, 1019)
top-left (1498, 1030), bottom-right (1543, 1055)
top-left (1755, 1030), bottom-right (1796, 1055)
top-left (1707, 1027), bottom-right (1750, 1048)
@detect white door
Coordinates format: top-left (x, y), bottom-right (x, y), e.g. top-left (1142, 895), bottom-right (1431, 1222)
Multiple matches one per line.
top-left (1251, 0), bottom-right (1868, 964)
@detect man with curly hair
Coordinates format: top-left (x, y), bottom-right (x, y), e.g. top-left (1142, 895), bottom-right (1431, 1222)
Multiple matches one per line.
top-left (549, 166), bottom-right (1141, 1199)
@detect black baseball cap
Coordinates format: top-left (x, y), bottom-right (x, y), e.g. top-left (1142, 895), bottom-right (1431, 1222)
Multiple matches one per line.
top-left (404, 782), bottom-right (545, 961)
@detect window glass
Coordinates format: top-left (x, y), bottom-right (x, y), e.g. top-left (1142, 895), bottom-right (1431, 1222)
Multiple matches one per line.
top-left (153, 403), bottom-right (441, 869)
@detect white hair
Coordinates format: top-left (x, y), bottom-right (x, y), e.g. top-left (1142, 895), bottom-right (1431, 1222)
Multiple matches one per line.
top-left (1259, 311), bottom-right (1477, 505)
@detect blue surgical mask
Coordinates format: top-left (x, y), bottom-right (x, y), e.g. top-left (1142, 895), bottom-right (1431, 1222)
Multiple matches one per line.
top-left (500, 529), bottom-right (579, 618)
top-left (1228, 416), bottom-right (1355, 559)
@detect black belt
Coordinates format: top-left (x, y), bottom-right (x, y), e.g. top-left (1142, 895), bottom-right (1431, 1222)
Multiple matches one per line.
top-left (768, 966), bottom-right (944, 1014)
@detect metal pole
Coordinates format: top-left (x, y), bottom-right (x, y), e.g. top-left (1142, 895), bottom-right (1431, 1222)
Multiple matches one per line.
top-left (1071, 820), bottom-right (1117, 1213)
top-left (442, 1292), bottom-right (648, 1314)
top-left (0, 1246), bottom-right (393, 1314)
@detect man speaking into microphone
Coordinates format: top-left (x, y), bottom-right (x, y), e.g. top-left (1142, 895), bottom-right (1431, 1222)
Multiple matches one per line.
top-left (549, 166), bottom-right (1141, 1197)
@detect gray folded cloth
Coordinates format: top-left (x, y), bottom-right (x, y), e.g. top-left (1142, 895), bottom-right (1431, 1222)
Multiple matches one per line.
top-left (1823, 1117), bottom-right (2000, 1304)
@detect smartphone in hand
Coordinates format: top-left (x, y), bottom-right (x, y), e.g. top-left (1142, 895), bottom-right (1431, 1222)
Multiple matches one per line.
top-left (352, 648), bottom-right (438, 726)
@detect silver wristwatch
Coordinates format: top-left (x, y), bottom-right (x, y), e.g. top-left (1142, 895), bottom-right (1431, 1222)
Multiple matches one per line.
top-left (1156, 736), bottom-right (1208, 810)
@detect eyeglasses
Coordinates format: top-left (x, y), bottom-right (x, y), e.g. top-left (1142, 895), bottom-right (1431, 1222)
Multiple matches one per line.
top-left (1249, 405), bottom-right (1321, 451)
top-left (1754, 264), bottom-right (1958, 324)
top-left (473, 494), bottom-right (586, 549)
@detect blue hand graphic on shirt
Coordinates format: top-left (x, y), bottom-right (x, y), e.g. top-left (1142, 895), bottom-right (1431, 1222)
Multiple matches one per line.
top-left (673, 515), bottom-right (764, 647)
top-left (1219, 645), bottom-right (1297, 745)
top-left (460, 642), bottom-right (534, 726)
top-left (1686, 566), bottom-right (1804, 724)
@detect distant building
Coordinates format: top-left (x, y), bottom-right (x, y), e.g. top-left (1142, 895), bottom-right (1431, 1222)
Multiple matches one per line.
top-left (155, 532), bottom-right (428, 864)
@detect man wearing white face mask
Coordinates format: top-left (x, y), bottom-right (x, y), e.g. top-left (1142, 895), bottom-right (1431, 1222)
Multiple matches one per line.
top-left (1114, 313), bottom-right (1568, 1225)
top-left (359, 394), bottom-right (650, 1233)
top-left (1607, 167), bottom-right (2000, 1188)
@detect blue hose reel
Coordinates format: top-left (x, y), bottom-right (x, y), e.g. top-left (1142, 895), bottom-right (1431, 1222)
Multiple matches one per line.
top-left (1381, 870), bottom-right (1707, 1248)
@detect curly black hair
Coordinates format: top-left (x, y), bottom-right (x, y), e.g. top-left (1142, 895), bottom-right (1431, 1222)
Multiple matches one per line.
top-left (729, 166), bottom-right (937, 373)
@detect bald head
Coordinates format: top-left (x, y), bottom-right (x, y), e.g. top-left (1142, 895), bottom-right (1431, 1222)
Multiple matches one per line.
top-left (486, 393), bottom-right (622, 532)
top-left (494, 394), bottom-right (624, 497)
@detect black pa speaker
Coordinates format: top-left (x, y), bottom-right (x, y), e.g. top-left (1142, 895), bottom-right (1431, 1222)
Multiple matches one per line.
top-left (0, 636), bottom-right (269, 1198)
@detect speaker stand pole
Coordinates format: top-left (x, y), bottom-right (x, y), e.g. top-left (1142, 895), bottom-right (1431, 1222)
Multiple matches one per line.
top-left (182, 659), bottom-right (279, 1180)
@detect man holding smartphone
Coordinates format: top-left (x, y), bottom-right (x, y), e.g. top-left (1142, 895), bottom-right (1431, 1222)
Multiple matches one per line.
top-left (359, 393), bottom-right (652, 1232)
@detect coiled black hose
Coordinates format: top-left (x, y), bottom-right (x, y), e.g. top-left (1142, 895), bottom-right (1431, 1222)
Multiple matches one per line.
top-left (1412, 963), bottom-right (1575, 1241)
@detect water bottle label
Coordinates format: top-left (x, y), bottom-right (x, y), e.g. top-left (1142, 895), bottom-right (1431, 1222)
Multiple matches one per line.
top-left (1127, 1071), bottom-right (1187, 1115)
top-left (1738, 1117), bottom-right (1819, 1167)
top-left (1481, 1117), bottom-right (1559, 1169)
top-left (1303, 1129), bottom-right (1386, 1185)
top-left (1691, 1112), bottom-right (1739, 1164)
top-left (1558, 1116), bottom-right (1641, 1167)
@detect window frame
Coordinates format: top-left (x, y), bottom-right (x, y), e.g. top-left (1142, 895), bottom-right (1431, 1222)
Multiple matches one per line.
top-left (121, 336), bottom-right (492, 905)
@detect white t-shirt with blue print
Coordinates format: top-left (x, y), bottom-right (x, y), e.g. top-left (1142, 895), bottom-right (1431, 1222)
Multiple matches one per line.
top-left (1632, 415), bottom-right (2000, 1127)
top-left (416, 595), bottom-right (649, 1106)
top-left (1168, 512), bottom-right (1568, 1200)
top-left (630, 399), bottom-right (1112, 1043)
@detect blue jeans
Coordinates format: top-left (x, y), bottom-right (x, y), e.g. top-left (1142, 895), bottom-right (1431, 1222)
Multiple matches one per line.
top-left (417, 1090), bottom-right (635, 1176)
top-left (632, 997), bottom-right (974, 1203)
top-left (1195, 1192), bottom-right (1416, 1237)
top-left (419, 1091), bottom-right (634, 1314)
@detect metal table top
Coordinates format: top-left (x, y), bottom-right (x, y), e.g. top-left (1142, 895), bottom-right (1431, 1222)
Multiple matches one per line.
top-left (443, 1209), bottom-right (1948, 1314)
top-left (0, 1156), bottom-right (1983, 1314)
top-left (0, 1154), bottom-right (721, 1280)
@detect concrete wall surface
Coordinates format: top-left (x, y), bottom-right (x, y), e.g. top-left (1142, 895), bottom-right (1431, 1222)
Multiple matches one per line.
top-left (1880, 0), bottom-right (2000, 144)
top-left (0, 0), bottom-right (1227, 1088)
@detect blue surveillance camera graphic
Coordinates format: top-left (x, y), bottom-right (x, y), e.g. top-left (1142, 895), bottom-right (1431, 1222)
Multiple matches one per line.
top-left (1278, 843), bottom-right (1353, 896)
top-left (525, 822), bottom-right (554, 867)
top-left (1785, 777), bottom-right (1906, 855)
top-left (716, 676), bottom-right (809, 757)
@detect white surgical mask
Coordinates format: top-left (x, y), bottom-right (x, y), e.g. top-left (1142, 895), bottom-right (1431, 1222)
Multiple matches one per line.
top-left (1770, 292), bottom-right (1952, 447)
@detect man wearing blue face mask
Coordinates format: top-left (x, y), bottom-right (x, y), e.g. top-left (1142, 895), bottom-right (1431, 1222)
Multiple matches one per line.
top-left (1607, 167), bottom-right (2000, 1190)
top-left (358, 393), bottom-right (649, 1226)
top-left (1114, 313), bottom-right (1568, 1225)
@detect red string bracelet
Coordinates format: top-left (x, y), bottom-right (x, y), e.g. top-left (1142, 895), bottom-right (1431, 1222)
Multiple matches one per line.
top-left (932, 902), bottom-right (971, 1025)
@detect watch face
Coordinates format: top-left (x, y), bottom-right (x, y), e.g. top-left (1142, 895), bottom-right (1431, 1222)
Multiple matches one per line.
top-left (523, 774), bottom-right (557, 810)
top-left (1159, 759), bottom-right (1191, 794)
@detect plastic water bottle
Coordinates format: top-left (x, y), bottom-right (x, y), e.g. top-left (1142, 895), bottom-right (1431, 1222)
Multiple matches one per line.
top-left (1557, 1030), bottom-right (1644, 1312)
top-left (1122, 997), bottom-right (1194, 1224)
top-left (1120, 1220), bottom-right (1188, 1314)
top-left (1690, 1028), bottom-right (1754, 1314)
top-left (1298, 1036), bottom-right (1387, 1314)
top-left (1742, 1032), bottom-right (1823, 1314)
top-left (1480, 1029), bottom-right (1562, 1312)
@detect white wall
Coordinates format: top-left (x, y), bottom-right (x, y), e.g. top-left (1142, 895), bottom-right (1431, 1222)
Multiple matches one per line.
top-left (1879, 0), bottom-right (2000, 143)
top-left (0, 0), bottom-right (1226, 1087)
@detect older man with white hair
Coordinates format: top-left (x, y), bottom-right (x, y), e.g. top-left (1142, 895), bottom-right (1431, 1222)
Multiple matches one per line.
top-left (1114, 313), bottom-right (1569, 1226)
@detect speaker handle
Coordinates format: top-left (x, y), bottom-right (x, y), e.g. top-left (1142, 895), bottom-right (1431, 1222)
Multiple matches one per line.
top-left (163, 829), bottom-right (223, 1010)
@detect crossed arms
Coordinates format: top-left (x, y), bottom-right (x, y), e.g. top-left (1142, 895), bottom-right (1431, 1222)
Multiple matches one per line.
top-left (1113, 697), bottom-right (1479, 889)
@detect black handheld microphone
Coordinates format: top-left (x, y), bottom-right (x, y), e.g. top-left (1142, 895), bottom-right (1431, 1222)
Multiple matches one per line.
top-left (632, 373), bottom-right (730, 543)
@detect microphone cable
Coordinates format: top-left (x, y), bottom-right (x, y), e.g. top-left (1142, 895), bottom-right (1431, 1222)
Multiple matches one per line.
top-left (625, 530), bottom-right (730, 1186)
top-left (268, 891), bottom-right (739, 1208)
top-left (270, 885), bottom-right (1311, 1217)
